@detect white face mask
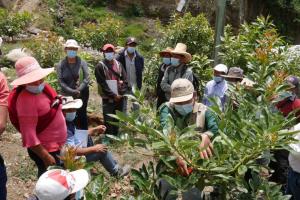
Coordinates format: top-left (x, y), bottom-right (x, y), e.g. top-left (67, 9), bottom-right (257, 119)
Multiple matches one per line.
top-left (104, 52), bottom-right (114, 61)
top-left (25, 83), bottom-right (45, 94)
top-left (127, 47), bottom-right (135, 54)
top-left (65, 112), bottom-right (76, 122)
top-left (171, 58), bottom-right (180, 67)
top-left (174, 103), bottom-right (193, 116)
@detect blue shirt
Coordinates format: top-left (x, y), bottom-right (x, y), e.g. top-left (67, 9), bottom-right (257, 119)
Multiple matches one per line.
top-left (203, 79), bottom-right (228, 110)
top-left (66, 121), bottom-right (81, 147)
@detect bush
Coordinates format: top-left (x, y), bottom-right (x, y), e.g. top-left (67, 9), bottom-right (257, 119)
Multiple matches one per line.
top-left (163, 13), bottom-right (214, 56)
top-left (73, 16), bottom-right (124, 49)
top-left (0, 9), bottom-right (32, 39)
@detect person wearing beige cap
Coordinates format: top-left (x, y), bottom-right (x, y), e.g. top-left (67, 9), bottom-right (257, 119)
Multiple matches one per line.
top-left (8, 56), bottom-right (67, 177)
top-left (160, 43), bottom-right (194, 101)
top-left (56, 39), bottom-right (90, 130)
top-left (159, 79), bottom-right (218, 199)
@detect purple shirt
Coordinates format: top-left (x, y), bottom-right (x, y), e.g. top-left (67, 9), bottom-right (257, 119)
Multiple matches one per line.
top-left (203, 79), bottom-right (228, 110)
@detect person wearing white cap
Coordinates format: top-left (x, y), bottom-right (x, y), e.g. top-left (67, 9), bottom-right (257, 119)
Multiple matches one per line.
top-left (203, 64), bottom-right (228, 111)
top-left (61, 97), bottom-right (130, 177)
top-left (28, 169), bottom-right (90, 200)
top-left (56, 39), bottom-right (90, 130)
top-left (159, 79), bottom-right (219, 199)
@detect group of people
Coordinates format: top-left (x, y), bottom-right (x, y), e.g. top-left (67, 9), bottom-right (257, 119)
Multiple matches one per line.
top-left (0, 35), bottom-right (299, 200)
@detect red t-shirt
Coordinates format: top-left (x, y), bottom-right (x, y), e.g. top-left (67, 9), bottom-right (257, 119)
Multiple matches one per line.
top-left (276, 98), bottom-right (300, 121)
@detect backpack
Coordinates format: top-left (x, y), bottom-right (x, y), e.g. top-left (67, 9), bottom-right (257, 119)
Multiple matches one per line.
top-left (180, 65), bottom-right (200, 97)
top-left (8, 84), bottom-right (61, 133)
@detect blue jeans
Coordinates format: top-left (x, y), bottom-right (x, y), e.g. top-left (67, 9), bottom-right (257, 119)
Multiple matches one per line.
top-left (86, 151), bottom-right (119, 175)
top-left (286, 168), bottom-right (300, 200)
top-left (0, 155), bottom-right (7, 200)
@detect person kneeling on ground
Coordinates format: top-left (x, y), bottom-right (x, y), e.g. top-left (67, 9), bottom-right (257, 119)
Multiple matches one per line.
top-left (159, 78), bottom-right (219, 200)
top-left (28, 169), bottom-right (90, 200)
top-left (62, 96), bottom-right (130, 177)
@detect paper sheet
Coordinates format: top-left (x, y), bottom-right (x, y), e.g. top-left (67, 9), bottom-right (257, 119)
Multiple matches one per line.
top-left (74, 129), bottom-right (88, 148)
top-left (176, 0), bottom-right (186, 12)
top-left (106, 80), bottom-right (118, 95)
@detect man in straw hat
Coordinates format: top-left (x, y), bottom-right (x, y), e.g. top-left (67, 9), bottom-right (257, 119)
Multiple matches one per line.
top-left (203, 64), bottom-right (228, 111)
top-left (61, 96), bottom-right (130, 177)
top-left (57, 39), bottom-right (90, 130)
top-left (0, 70), bottom-right (9, 200)
top-left (160, 43), bottom-right (194, 101)
top-left (156, 47), bottom-right (173, 109)
top-left (28, 168), bottom-right (90, 200)
top-left (9, 56), bottom-right (67, 177)
top-left (159, 78), bottom-right (219, 199)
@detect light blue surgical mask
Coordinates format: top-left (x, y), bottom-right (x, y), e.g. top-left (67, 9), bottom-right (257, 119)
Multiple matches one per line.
top-left (127, 47), bottom-right (135, 54)
top-left (25, 83), bottom-right (45, 94)
top-left (213, 76), bottom-right (224, 83)
top-left (171, 58), bottom-right (180, 67)
top-left (163, 57), bottom-right (171, 65)
top-left (104, 52), bottom-right (114, 61)
top-left (174, 103), bottom-right (193, 116)
top-left (67, 50), bottom-right (77, 58)
top-left (65, 112), bottom-right (76, 122)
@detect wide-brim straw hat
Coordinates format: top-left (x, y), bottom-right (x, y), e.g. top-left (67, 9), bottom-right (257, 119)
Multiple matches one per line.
top-left (221, 67), bottom-right (244, 80)
top-left (11, 56), bottom-right (54, 86)
top-left (64, 39), bottom-right (80, 49)
top-left (171, 43), bottom-right (192, 63)
top-left (159, 47), bottom-right (173, 57)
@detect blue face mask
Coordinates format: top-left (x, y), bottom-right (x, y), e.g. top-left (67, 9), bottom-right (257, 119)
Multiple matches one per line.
top-left (163, 57), bottom-right (171, 65)
top-left (127, 47), bottom-right (135, 54)
top-left (25, 83), bottom-right (45, 94)
top-left (67, 50), bottom-right (77, 58)
top-left (65, 112), bottom-right (76, 122)
top-left (213, 76), bottom-right (224, 83)
top-left (174, 103), bottom-right (193, 116)
top-left (171, 58), bottom-right (180, 67)
top-left (104, 52), bottom-right (114, 61)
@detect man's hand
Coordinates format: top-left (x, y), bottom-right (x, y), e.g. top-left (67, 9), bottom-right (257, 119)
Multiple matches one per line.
top-left (89, 125), bottom-right (107, 136)
top-left (199, 133), bottom-right (213, 159)
top-left (114, 95), bottom-right (122, 102)
top-left (92, 144), bottom-right (108, 153)
top-left (43, 153), bottom-right (56, 167)
top-left (176, 157), bottom-right (189, 176)
top-left (75, 90), bottom-right (81, 97)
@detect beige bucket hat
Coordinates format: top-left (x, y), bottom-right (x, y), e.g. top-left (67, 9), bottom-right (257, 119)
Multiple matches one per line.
top-left (171, 43), bottom-right (192, 63)
top-left (170, 78), bottom-right (194, 103)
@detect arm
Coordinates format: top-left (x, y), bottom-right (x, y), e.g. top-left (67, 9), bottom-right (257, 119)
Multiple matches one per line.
top-left (183, 69), bottom-right (194, 82)
top-left (0, 73), bottom-right (9, 134)
top-left (76, 145), bottom-right (107, 156)
top-left (30, 144), bottom-right (56, 166)
top-left (56, 61), bottom-right (78, 95)
top-left (0, 106), bottom-right (7, 134)
top-left (159, 104), bottom-right (173, 135)
top-left (202, 85), bottom-right (209, 106)
top-left (78, 61), bottom-right (90, 91)
top-left (205, 110), bottom-right (219, 136)
top-left (118, 62), bottom-right (129, 95)
top-left (160, 67), bottom-right (171, 93)
top-left (94, 63), bottom-right (117, 99)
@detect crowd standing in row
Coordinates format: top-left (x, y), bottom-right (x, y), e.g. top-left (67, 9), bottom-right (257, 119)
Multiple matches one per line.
top-left (0, 36), bottom-right (299, 200)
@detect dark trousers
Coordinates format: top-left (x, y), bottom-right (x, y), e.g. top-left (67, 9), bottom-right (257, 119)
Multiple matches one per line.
top-left (102, 98), bottom-right (125, 136)
top-left (157, 94), bottom-right (167, 110)
top-left (269, 149), bottom-right (289, 190)
top-left (27, 149), bottom-right (61, 178)
top-left (286, 168), bottom-right (300, 200)
top-left (0, 155), bottom-right (7, 200)
top-left (76, 87), bottom-right (89, 130)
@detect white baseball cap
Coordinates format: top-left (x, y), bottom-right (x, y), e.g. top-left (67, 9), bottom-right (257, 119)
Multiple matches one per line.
top-left (35, 169), bottom-right (90, 200)
top-left (64, 39), bottom-right (80, 49)
top-left (214, 64), bottom-right (228, 73)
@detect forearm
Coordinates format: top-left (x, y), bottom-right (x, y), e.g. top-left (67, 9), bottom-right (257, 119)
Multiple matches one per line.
top-left (76, 147), bottom-right (94, 156)
top-left (29, 144), bottom-right (52, 160)
top-left (0, 106), bottom-right (7, 134)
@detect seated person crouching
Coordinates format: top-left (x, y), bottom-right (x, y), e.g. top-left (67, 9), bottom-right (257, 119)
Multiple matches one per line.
top-left (62, 96), bottom-right (130, 177)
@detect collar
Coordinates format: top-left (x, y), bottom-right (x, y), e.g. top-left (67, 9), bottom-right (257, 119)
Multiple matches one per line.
top-left (125, 49), bottom-right (136, 58)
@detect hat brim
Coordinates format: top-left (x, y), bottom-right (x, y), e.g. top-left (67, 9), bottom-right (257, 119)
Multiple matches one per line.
top-left (11, 68), bottom-right (54, 86)
top-left (62, 99), bottom-right (83, 110)
top-left (64, 45), bottom-right (80, 49)
top-left (70, 169), bottom-right (90, 194)
top-left (171, 51), bottom-right (192, 63)
top-left (170, 93), bottom-right (193, 103)
top-left (220, 75), bottom-right (243, 80)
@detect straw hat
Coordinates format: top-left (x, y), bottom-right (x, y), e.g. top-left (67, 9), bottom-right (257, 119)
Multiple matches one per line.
top-left (11, 56), bottom-right (54, 86)
top-left (159, 47), bottom-right (173, 57)
top-left (64, 39), bottom-right (80, 49)
top-left (171, 43), bottom-right (192, 63)
top-left (221, 67), bottom-right (244, 80)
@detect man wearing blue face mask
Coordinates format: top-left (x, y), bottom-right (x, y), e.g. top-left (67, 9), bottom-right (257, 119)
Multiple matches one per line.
top-left (56, 39), bottom-right (90, 131)
top-left (160, 43), bottom-right (194, 101)
top-left (156, 47), bottom-right (173, 109)
top-left (159, 79), bottom-right (218, 199)
top-left (95, 44), bottom-right (129, 139)
top-left (203, 64), bottom-right (228, 111)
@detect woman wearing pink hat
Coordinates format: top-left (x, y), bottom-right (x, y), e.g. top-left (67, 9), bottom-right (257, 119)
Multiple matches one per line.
top-left (9, 56), bottom-right (67, 177)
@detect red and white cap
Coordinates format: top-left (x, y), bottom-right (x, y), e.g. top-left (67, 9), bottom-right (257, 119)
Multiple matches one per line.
top-left (35, 169), bottom-right (90, 200)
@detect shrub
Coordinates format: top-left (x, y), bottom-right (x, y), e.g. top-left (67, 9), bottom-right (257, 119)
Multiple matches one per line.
top-left (163, 13), bottom-right (214, 56)
top-left (73, 16), bottom-right (124, 49)
top-left (0, 9), bottom-right (32, 39)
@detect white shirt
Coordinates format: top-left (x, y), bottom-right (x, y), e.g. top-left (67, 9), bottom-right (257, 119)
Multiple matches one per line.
top-left (288, 123), bottom-right (300, 173)
top-left (125, 50), bottom-right (137, 88)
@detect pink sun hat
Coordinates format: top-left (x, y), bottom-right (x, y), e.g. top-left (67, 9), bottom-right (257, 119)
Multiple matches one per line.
top-left (11, 56), bottom-right (54, 86)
